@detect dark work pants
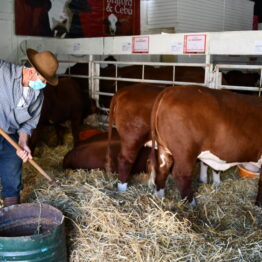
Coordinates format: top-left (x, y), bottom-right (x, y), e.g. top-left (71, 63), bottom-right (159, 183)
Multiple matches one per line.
top-left (0, 133), bottom-right (23, 198)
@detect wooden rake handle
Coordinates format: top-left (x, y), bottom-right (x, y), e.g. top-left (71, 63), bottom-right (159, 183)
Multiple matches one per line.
top-left (0, 128), bottom-right (59, 186)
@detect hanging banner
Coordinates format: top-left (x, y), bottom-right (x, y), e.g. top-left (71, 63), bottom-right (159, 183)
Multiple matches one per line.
top-left (15, 0), bottom-right (140, 38)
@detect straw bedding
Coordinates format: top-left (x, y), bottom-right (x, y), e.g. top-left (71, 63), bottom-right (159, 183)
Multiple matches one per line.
top-left (4, 131), bottom-right (262, 261)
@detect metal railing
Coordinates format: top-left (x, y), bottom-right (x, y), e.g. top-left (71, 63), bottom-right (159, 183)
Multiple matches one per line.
top-left (214, 64), bottom-right (262, 95)
top-left (55, 59), bottom-right (262, 126)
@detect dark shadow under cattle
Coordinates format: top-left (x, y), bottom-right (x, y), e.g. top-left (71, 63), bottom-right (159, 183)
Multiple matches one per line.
top-left (63, 129), bottom-right (152, 175)
top-left (30, 77), bottom-right (96, 153)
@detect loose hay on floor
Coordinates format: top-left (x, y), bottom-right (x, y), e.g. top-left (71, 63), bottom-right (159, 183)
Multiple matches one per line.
top-left (9, 133), bottom-right (262, 262)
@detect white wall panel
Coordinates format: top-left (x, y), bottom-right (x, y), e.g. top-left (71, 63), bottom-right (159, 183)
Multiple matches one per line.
top-left (0, 20), bottom-right (13, 59)
top-left (0, 0), bottom-right (258, 64)
top-left (147, 0), bottom-right (255, 33)
top-left (0, 0), bottom-right (15, 61)
top-left (224, 0), bottom-right (253, 31)
top-left (0, 0), bottom-right (13, 15)
top-left (176, 0), bottom-right (225, 33)
top-left (147, 0), bottom-right (177, 28)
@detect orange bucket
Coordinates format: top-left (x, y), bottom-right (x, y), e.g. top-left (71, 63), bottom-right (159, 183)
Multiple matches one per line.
top-left (238, 164), bottom-right (260, 178)
top-left (79, 129), bottom-right (103, 141)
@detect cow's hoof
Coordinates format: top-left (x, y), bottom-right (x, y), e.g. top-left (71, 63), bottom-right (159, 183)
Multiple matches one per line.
top-left (190, 198), bottom-right (197, 207)
top-left (154, 189), bottom-right (165, 199)
top-left (212, 181), bottom-right (220, 187)
top-left (198, 179), bottom-right (207, 184)
top-left (117, 182), bottom-right (128, 192)
top-left (147, 177), bottom-right (155, 189)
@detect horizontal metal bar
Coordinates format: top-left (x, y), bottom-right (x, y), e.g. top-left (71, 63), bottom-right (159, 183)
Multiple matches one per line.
top-left (94, 60), bottom-right (208, 67)
top-left (94, 91), bottom-right (114, 97)
top-left (59, 74), bottom-right (90, 79)
top-left (218, 85), bottom-right (261, 91)
top-left (93, 76), bottom-right (205, 85)
top-left (216, 64), bottom-right (262, 70)
top-left (59, 60), bottom-right (90, 63)
top-left (57, 59), bottom-right (209, 68)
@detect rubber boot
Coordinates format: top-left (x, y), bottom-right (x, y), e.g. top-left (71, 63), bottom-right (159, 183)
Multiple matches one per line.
top-left (3, 196), bottom-right (20, 207)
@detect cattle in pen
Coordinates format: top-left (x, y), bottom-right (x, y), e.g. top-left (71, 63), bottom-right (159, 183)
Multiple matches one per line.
top-left (107, 81), bottom-right (221, 192)
top-left (63, 129), bottom-right (151, 175)
top-left (147, 85), bottom-right (262, 206)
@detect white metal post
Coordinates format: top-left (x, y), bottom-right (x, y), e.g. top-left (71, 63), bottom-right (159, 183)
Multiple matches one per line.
top-left (205, 54), bottom-right (210, 86)
top-left (88, 54), bottom-right (93, 96)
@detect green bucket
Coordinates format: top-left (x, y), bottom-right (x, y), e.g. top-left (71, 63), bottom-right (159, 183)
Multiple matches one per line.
top-left (0, 203), bottom-right (67, 261)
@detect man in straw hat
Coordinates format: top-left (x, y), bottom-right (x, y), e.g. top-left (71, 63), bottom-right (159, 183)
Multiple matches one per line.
top-left (0, 48), bottom-right (58, 207)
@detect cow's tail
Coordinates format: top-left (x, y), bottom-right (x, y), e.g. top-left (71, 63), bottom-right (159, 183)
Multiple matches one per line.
top-left (148, 89), bottom-right (167, 188)
top-left (106, 93), bottom-right (117, 173)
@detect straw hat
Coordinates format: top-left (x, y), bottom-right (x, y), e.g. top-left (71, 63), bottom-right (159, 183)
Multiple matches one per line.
top-left (26, 48), bottom-right (59, 86)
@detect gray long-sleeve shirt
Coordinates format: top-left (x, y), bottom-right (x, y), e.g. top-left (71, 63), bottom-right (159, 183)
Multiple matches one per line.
top-left (0, 60), bottom-right (44, 135)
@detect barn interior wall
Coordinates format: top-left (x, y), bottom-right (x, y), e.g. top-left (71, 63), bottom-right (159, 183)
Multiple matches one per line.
top-left (176, 0), bottom-right (254, 33)
top-left (146, 0), bottom-right (255, 63)
top-left (0, 0), bottom-right (259, 66)
top-left (0, 0), bottom-right (154, 65)
top-left (0, 0), bottom-right (43, 63)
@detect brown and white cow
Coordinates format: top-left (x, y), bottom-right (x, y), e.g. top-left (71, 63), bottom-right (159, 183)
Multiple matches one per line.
top-left (63, 129), bottom-right (151, 175)
top-left (107, 83), bottom-right (165, 191)
top-left (107, 81), bottom-right (219, 191)
top-left (148, 85), bottom-right (262, 206)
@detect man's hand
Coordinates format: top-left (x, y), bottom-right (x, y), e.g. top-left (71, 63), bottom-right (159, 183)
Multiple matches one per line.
top-left (16, 132), bottom-right (32, 162)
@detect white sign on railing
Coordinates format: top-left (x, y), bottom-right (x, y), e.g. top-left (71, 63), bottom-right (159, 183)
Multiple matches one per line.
top-left (184, 34), bottom-right (206, 54)
top-left (132, 36), bottom-right (149, 53)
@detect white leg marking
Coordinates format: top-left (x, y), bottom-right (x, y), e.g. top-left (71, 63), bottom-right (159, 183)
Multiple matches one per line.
top-left (160, 153), bottom-right (166, 168)
top-left (199, 162), bottom-right (208, 184)
top-left (212, 171), bottom-right (221, 187)
top-left (144, 140), bottom-right (158, 149)
top-left (118, 182), bottom-right (128, 192)
top-left (154, 189), bottom-right (165, 199)
top-left (148, 168), bottom-right (156, 188)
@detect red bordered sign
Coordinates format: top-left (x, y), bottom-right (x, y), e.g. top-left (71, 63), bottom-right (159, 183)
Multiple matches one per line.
top-left (184, 34), bottom-right (206, 54)
top-left (132, 36), bottom-right (149, 53)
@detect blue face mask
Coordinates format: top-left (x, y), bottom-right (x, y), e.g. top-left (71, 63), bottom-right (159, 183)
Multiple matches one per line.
top-left (29, 79), bottom-right (46, 90)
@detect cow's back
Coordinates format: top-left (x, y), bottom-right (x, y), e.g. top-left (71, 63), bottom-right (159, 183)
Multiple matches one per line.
top-left (112, 83), bottom-right (165, 139)
top-left (153, 85), bottom-right (262, 162)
